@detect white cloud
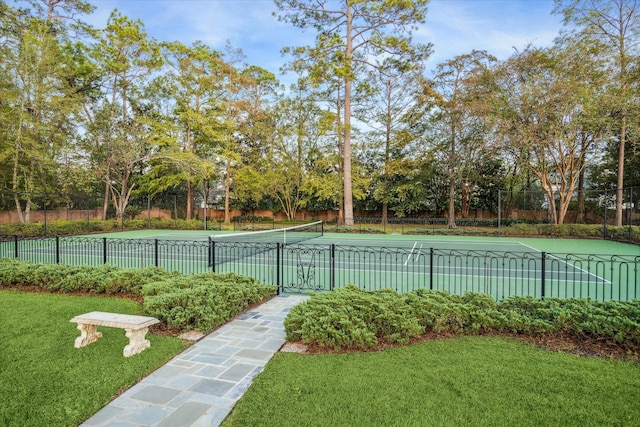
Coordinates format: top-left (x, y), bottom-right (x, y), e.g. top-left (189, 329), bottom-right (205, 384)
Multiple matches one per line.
top-left (84, 0), bottom-right (564, 80)
top-left (419, 0), bottom-right (562, 69)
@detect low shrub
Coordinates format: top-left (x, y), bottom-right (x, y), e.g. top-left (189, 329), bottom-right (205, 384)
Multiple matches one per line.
top-left (323, 226), bottom-right (384, 234)
top-left (286, 286), bottom-right (640, 352)
top-left (232, 215), bottom-right (274, 223)
top-left (0, 259), bottom-right (173, 294)
top-left (0, 259), bottom-right (276, 333)
top-left (285, 286), bottom-right (423, 350)
top-left (142, 273), bottom-right (276, 332)
top-left (0, 218), bottom-right (228, 237)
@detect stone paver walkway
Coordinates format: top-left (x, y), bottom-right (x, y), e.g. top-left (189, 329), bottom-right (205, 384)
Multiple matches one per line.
top-left (81, 294), bottom-right (309, 427)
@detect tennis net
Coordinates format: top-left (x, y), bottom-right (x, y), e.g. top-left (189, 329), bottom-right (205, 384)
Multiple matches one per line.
top-left (209, 221), bottom-right (323, 244)
top-left (209, 221), bottom-right (323, 267)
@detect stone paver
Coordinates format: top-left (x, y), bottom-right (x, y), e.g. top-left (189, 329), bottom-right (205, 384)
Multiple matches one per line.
top-left (81, 294), bottom-right (308, 427)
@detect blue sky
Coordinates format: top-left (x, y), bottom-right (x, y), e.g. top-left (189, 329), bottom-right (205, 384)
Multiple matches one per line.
top-left (85, 0), bottom-right (564, 81)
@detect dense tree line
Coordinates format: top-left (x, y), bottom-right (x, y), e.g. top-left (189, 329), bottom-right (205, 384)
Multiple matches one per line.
top-left (0, 0), bottom-right (638, 227)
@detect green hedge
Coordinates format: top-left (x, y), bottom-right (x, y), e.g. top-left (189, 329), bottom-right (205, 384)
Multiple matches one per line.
top-left (285, 285), bottom-right (640, 351)
top-left (0, 218), bottom-right (224, 237)
top-left (0, 218), bottom-right (637, 242)
top-left (142, 273), bottom-right (276, 332)
top-left (232, 215), bottom-right (274, 223)
top-left (0, 259), bottom-right (276, 332)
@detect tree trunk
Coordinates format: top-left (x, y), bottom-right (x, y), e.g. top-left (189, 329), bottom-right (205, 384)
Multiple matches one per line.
top-left (185, 119), bottom-right (193, 221)
top-left (447, 178), bottom-right (456, 229)
top-left (576, 166), bottom-right (586, 224)
top-left (615, 115), bottom-right (627, 226)
top-left (546, 189), bottom-right (558, 225)
top-left (343, 6), bottom-right (354, 227)
top-left (382, 201), bottom-right (388, 226)
top-left (447, 123), bottom-right (456, 229)
top-left (224, 158), bottom-right (231, 226)
top-left (336, 84), bottom-right (344, 226)
top-left (186, 182), bottom-right (193, 221)
top-left (24, 197), bottom-right (31, 223)
top-left (102, 183), bottom-right (110, 220)
top-left (461, 181), bottom-right (471, 218)
top-left (615, 36), bottom-right (629, 226)
top-left (12, 154), bottom-right (25, 223)
top-left (13, 193), bottom-right (25, 224)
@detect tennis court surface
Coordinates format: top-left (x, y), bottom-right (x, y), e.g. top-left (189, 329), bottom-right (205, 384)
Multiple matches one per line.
top-left (1, 222), bottom-right (639, 301)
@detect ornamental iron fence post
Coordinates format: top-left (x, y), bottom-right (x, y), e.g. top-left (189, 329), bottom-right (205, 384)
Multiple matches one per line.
top-left (210, 239), bottom-right (215, 272)
top-left (55, 235), bottom-right (60, 264)
top-left (154, 239), bottom-right (159, 267)
top-left (276, 242), bottom-right (281, 295)
top-left (429, 247), bottom-right (434, 290)
top-left (541, 251), bottom-right (546, 299)
top-left (330, 244), bottom-right (335, 291)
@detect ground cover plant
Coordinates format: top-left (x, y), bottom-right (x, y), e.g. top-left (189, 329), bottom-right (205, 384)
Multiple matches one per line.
top-left (142, 273), bottom-right (277, 332)
top-left (0, 259), bottom-right (277, 332)
top-left (0, 290), bottom-right (187, 427)
top-left (285, 286), bottom-right (640, 356)
top-left (222, 336), bottom-right (640, 427)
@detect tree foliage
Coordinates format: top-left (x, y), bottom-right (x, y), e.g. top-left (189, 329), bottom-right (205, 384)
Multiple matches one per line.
top-left (0, 1), bottom-right (638, 226)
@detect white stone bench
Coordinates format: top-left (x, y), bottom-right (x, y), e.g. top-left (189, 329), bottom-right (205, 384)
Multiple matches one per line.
top-left (70, 312), bottom-right (160, 357)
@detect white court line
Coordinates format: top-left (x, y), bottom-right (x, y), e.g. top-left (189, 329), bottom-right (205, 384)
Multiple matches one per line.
top-left (545, 254), bottom-right (612, 285)
top-left (511, 241), bottom-right (612, 285)
top-left (404, 242), bottom-right (419, 266)
top-left (516, 242), bottom-right (542, 252)
top-left (331, 239), bottom-right (528, 248)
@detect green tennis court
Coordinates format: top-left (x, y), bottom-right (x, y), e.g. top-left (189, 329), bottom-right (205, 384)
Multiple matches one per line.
top-left (2, 226), bottom-right (639, 301)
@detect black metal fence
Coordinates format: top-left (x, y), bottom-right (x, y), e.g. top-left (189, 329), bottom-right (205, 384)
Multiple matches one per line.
top-left (1, 235), bottom-right (638, 302)
top-left (0, 235), bottom-right (211, 275)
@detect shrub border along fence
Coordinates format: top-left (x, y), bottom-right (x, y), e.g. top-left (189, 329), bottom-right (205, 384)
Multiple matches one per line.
top-left (1, 235), bottom-right (638, 302)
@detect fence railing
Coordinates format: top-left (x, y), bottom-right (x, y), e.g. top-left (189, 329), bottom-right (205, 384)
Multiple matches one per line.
top-left (1, 235), bottom-right (638, 302)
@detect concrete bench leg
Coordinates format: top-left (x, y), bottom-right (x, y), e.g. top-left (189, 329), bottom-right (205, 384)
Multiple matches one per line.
top-left (74, 323), bottom-right (102, 348)
top-left (123, 327), bottom-right (151, 357)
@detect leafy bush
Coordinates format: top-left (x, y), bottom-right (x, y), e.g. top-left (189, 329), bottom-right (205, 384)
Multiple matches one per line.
top-left (232, 215), bottom-right (274, 223)
top-left (286, 286), bottom-right (423, 350)
top-left (0, 259), bottom-right (276, 333)
top-left (0, 259), bottom-right (173, 294)
top-left (323, 226), bottom-right (384, 234)
top-left (142, 273), bottom-right (276, 332)
top-left (285, 287), bottom-right (640, 352)
top-left (499, 296), bottom-right (640, 346)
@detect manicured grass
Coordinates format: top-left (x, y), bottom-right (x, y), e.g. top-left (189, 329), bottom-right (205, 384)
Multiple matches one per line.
top-left (0, 290), bottom-right (188, 427)
top-left (223, 336), bottom-right (640, 426)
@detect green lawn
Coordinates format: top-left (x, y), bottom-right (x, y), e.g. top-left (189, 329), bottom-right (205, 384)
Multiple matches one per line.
top-left (223, 336), bottom-right (640, 427)
top-left (0, 290), bottom-right (188, 427)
